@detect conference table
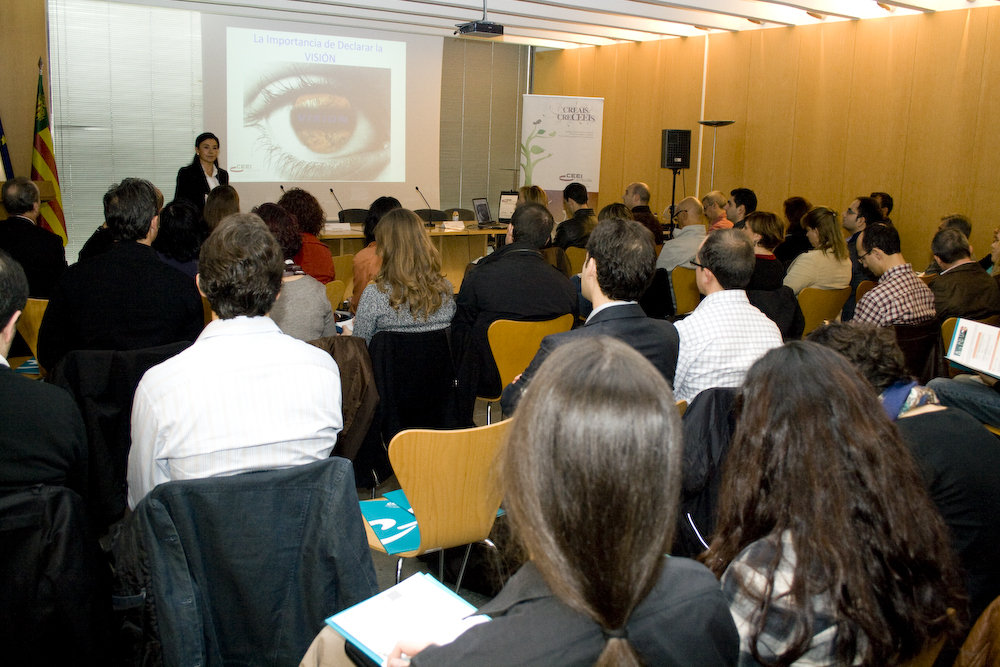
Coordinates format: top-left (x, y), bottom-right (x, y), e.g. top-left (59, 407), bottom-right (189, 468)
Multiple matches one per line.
top-left (319, 222), bottom-right (505, 290)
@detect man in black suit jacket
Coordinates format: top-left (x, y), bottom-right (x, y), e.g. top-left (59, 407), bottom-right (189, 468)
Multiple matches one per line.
top-left (452, 203), bottom-right (578, 423)
top-left (502, 218), bottom-right (680, 413)
top-left (0, 250), bottom-right (87, 497)
top-left (0, 177), bottom-right (67, 297)
top-left (37, 178), bottom-right (203, 372)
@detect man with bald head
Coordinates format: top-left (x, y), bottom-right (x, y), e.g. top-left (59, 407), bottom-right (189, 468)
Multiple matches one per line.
top-left (624, 181), bottom-right (663, 244)
top-left (702, 191), bottom-right (731, 231)
top-left (656, 196), bottom-right (706, 276)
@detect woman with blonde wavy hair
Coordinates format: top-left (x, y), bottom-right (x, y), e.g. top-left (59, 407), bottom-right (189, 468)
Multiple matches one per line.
top-left (351, 208), bottom-right (455, 343)
top-left (782, 205), bottom-right (852, 294)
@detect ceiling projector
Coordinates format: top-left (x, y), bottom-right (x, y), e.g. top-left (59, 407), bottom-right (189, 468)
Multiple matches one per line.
top-left (455, 20), bottom-right (504, 37)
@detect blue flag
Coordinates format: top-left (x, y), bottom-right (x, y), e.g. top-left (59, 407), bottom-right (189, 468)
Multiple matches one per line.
top-left (0, 112), bottom-right (13, 179)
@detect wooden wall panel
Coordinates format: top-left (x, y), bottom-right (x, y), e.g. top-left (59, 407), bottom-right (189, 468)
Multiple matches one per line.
top-left (742, 27), bottom-right (800, 215)
top-left (968, 8), bottom-right (1000, 259)
top-left (700, 31), bottom-right (752, 196)
top-left (593, 45), bottom-right (629, 204)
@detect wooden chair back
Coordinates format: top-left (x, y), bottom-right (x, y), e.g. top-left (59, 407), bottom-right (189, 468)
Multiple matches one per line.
top-left (200, 296), bottom-right (213, 327)
top-left (486, 314), bottom-right (575, 394)
top-left (14, 298), bottom-right (47, 359)
top-left (564, 246), bottom-right (587, 275)
top-left (919, 272), bottom-right (938, 286)
top-left (856, 279), bottom-right (877, 303)
top-left (332, 254), bottom-right (353, 294)
top-left (675, 400), bottom-right (688, 418)
top-left (671, 267), bottom-right (701, 315)
top-left (797, 286), bottom-right (851, 336)
top-left (325, 280), bottom-right (347, 313)
top-left (389, 420), bottom-right (511, 555)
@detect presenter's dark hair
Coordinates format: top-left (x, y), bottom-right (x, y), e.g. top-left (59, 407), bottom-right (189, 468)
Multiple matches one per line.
top-left (278, 188), bottom-right (325, 236)
top-left (783, 196), bottom-right (811, 234)
top-left (730, 187), bottom-right (757, 215)
top-left (706, 342), bottom-right (965, 664)
top-left (253, 203), bottom-right (301, 260)
top-left (364, 196), bottom-right (401, 245)
top-left (104, 178), bottom-right (158, 242)
top-left (0, 249), bottom-right (29, 326)
top-left (563, 182), bottom-right (588, 206)
top-left (586, 218), bottom-right (655, 301)
top-left (510, 203), bottom-right (554, 249)
top-left (2, 177), bottom-right (40, 216)
top-left (153, 200), bottom-right (206, 263)
top-left (861, 221), bottom-right (901, 255)
top-left (697, 228), bottom-right (754, 289)
top-left (504, 336), bottom-right (682, 667)
top-left (192, 132), bottom-right (220, 167)
top-left (198, 213), bottom-right (283, 319)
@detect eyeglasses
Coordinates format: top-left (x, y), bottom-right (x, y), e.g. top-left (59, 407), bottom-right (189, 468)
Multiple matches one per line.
top-left (858, 250), bottom-right (872, 261)
top-left (690, 259), bottom-right (707, 270)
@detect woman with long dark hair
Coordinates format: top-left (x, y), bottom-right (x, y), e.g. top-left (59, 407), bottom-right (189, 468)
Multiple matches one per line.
top-left (388, 337), bottom-right (738, 665)
top-left (174, 131), bottom-right (228, 210)
top-left (706, 342), bottom-right (965, 665)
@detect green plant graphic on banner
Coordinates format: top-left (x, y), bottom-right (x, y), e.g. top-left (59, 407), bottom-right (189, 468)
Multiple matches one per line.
top-left (520, 119), bottom-right (556, 186)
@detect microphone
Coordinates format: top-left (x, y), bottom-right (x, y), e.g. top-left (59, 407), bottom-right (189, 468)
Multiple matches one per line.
top-left (279, 184), bottom-right (286, 193)
top-left (329, 188), bottom-right (344, 211)
top-left (415, 186), bottom-right (434, 227)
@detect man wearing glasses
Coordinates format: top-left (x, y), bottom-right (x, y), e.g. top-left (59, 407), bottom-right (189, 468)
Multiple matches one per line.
top-left (656, 196), bottom-right (708, 297)
top-left (842, 195), bottom-right (884, 320)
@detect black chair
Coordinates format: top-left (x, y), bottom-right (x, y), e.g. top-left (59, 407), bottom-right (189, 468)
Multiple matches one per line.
top-left (1, 485), bottom-right (111, 663)
top-left (673, 387), bottom-right (739, 558)
top-left (443, 207), bottom-right (475, 221)
top-left (112, 458), bottom-right (377, 667)
top-left (414, 208), bottom-right (448, 223)
top-left (338, 208), bottom-right (368, 224)
top-left (747, 286), bottom-right (805, 341)
top-left (894, 320), bottom-right (947, 384)
top-left (47, 341), bottom-right (193, 528)
top-left (639, 268), bottom-right (675, 320)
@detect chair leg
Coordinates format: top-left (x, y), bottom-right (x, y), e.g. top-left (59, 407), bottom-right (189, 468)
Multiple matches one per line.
top-left (395, 557), bottom-right (404, 585)
top-left (438, 551), bottom-right (445, 583)
top-left (454, 543), bottom-right (474, 592)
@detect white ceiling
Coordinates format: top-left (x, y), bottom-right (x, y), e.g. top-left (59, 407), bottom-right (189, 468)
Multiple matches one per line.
top-left (134, 0), bottom-right (998, 49)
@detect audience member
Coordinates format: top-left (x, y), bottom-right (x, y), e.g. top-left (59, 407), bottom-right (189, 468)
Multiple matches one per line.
top-left (598, 202), bottom-right (633, 222)
top-left (673, 229), bottom-right (782, 402)
top-left (386, 338), bottom-right (739, 665)
top-left (929, 227), bottom-right (1000, 320)
top-left (352, 208), bottom-right (455, 344)
top-left (702, 191), bottom-right (731, 230)
top-left (924, 214), bottom-right (993, 275)
top-left (278, 187), bottom-right (335, 284)
top-left (351, 196), bottom-right (401, 312)
top-left (553, 182), bottom-right (595, 249)
top-left (725, 187), bottom-right (757, 229)
top-left (842, 195), bottom-right (883, 320)
top-left (452, 203), bottom-right (576, 421)
top-left (152, 199), bottom-right (205, 280)
top-left (202, 184), bottom-right (239, 231)
top-left (656, 196), bottom-right (707, 294)
top-left (871, 190), bottom-right (894, 223)
top-left (127, 214), bottom-right (342, 508)
top-left (501, 218), bottom-right (679, 413)
top-left (0, 177), bottom-right (66, 297)
top-left (773, 195), bottom-right (812, 268)
top-left (80, 185), bottom-right (164, 262)
top-left (782, 205), bottom-right (851, 294)
top-left (0, 250), bottom-right (87, 498)
top-left (624, 181), bottom-right (663, 244)
top-left (706, 342), bottom-right (965, 665)
top-left (516, 185), bottom-right (547, 207)
top-left (37, 178), bottom-right (203, 372)
top-left (742, 211), bottom-right (785, 290)
top-left (809, 322), bottom-right (1000, 624)
top-left (255, 203), bottom-right (336, 342)
top-left (853, 222), bottom-right (936, 326)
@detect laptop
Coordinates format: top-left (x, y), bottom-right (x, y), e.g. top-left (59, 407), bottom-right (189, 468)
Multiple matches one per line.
top-left (472, 197), bottom-right (506, 229)
top-left (497, 191), bottom-right (519, 223)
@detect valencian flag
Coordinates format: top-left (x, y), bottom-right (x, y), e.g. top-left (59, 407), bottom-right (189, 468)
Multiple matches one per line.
top-left (0, 113), bottom-right (13, 180)
top-left (30, 59), bottom-right (67, 245)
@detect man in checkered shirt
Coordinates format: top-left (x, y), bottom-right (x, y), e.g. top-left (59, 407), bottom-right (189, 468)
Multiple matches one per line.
top-left (673, 229), bottom-right (782, 403)
top-left (853, 222), bottom-right (936, 327)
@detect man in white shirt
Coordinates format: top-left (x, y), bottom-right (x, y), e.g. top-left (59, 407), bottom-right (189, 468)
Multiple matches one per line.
top-left (674, 229), bottom-right (783, 402)
top-left (127, 214), bottom-right (343, 508)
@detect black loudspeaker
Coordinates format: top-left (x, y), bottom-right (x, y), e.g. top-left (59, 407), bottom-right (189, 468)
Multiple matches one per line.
top-left (661, 129), bottom-right (691, 169)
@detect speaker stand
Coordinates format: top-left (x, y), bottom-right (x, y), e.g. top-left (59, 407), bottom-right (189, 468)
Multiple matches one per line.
top-left (698, 120), bottom-right (735, 191)
top-left (667, 167), bottom-right (683, 240)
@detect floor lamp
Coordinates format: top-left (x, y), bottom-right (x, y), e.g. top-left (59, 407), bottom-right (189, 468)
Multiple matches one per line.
top-left (698, 120), bottom-right (735, 191)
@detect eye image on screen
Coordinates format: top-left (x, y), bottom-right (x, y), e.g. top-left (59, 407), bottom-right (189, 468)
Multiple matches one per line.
top-left (239, 63), bottom-right (390, 181)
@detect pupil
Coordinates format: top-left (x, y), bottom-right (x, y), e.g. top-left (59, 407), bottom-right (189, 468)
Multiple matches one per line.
top-left (291, 94), bottom-right (356, 154)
